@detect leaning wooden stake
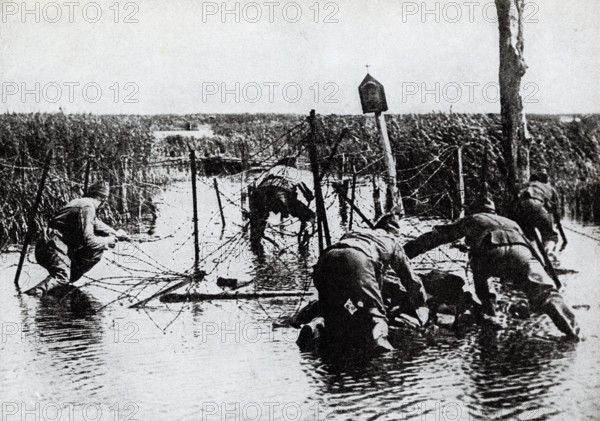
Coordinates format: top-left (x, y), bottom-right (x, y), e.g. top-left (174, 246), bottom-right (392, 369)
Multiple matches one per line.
top-left (307, 110), bottom-right (331, 250)
top-left (189, 149), bottom-right (201, 274)
top-left (337, 188), bottom-right (375, 229)
top-left (14, 150), bottom-right (53, 291)
top-left (213, 178), bottom-right (226, 227)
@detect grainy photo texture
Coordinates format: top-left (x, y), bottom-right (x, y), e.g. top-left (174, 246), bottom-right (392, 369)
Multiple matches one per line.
top-left (1, 1), bottom-right (599, 420)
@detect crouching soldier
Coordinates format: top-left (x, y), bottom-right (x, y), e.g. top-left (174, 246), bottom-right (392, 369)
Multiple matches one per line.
top-left (312, 213), bottom-right (429, 352)
top-left (23, 181), bottom-right (130, 296)
top-left (249, 157), bottom-right (315, 251)
top-left (403, 197), bottom-right (579, 340)
top-left (514, 172), bottom-right (561, 253)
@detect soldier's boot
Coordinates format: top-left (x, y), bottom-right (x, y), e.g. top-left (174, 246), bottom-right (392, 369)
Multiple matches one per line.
top-left (24, 275), bottom-right (69, 297)
top-left (371, 318), bottom-right (394, 352)
top-left (297, 317), bottom-right (326, 351)
top-left (541, 295), bottom-right (580, 340)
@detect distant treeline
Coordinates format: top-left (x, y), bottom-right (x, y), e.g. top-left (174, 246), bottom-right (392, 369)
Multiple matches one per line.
top-left (1, 112), bottom-right (599, 248)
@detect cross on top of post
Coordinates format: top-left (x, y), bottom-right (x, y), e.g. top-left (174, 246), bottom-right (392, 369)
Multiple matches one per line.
top-left (365, 64), bottom-right (370, 74)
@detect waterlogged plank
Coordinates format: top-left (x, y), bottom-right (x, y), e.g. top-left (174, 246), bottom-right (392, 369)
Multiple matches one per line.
top-left (159, 290), bottom-right (311, 303)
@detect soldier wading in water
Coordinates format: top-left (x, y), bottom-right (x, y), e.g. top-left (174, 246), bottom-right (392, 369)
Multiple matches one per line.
top-left (249, 157), bottom-right (315, 252)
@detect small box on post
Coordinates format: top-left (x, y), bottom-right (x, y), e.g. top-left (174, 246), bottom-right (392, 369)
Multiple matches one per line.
top-left (358, 73), bottom-right (388, 114)
top-left (358, 70), bottom-right (403, 215)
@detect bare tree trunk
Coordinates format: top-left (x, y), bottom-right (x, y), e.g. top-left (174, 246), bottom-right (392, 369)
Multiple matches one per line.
top-left (496, 0), bottom-right (530, 198)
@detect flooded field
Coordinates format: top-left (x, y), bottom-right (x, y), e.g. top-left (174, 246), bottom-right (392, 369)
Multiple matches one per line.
top-left (1, 174), bottom-right (599, 421)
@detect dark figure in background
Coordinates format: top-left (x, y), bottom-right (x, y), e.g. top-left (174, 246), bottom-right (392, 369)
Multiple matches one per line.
top-left (403, 197), bottom-right (579, 339)
top-left (514, 172), bottom-right (561, 253)
top-left (249, 157), bottom-right (315, 251)
top-left (312, 213), bottom-right (429, 352)
top-left (23, 181), bottom-right (130, 296)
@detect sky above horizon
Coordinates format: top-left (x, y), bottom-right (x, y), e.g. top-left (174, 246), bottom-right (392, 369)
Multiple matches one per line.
top-left (1, 0), bottom-right (598, 115)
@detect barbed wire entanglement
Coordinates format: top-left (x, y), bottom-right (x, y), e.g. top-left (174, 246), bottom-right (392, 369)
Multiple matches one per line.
top-left (2, 112), bottom-right (600, 330)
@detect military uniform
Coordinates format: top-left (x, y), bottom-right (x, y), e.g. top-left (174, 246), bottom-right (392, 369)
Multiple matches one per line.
top-left (313, 228), bottom-right (428, 349)
top-left (403, 212), bottom-right (579, 338)
top-left (514, 181), bottom-right (560, 247)
top-left (249, 164), bottom-right (314, 248)
top-left (26, 186), bottom-right (116, 296)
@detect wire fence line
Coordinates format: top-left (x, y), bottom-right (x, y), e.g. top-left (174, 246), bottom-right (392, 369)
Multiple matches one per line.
top-left (5, 112), bottom-right (598, 331)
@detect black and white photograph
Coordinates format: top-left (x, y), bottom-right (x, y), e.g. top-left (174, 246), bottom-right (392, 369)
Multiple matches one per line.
top-left (1, 1), bottom-right (599, 420)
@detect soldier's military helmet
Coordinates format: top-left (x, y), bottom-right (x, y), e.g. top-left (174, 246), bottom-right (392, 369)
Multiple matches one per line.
top-left (374, 212), bottom-right (402, 236)
top-left (86, 181), bottom-right (110, 200)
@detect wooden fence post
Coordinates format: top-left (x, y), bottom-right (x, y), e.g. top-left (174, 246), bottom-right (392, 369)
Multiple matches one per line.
top-left (307, 110), bottom-right (331, 251)
top-left (375, 112), bottom-right (404, 214)
top-left (189, 149), bottom-right (201, 275)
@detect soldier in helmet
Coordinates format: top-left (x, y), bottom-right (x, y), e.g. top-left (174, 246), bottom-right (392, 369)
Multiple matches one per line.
top-left (514, 171), bottom-right (561, 252)
top-left (403, 196), bottom-right (579, 339)
top-left (249, 157), bottom-right (315, 251)
top-left (23, 181), bottom-right (130, 296)
top-left (311, 212), bottom-right (429, 352)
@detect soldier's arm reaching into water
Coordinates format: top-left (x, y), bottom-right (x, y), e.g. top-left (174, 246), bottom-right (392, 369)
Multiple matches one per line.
top-left (389, 244), bottom-right (429, 325)
top-left (94, 218), bottom-right (131, 241)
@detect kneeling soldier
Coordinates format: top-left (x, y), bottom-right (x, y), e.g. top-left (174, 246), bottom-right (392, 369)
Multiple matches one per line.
top-left (24, 181), bottom-right (129, 296)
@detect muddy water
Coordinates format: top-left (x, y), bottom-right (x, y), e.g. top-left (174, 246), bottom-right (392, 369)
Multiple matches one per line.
top-left (1, 174), bottom-right (599, 421)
